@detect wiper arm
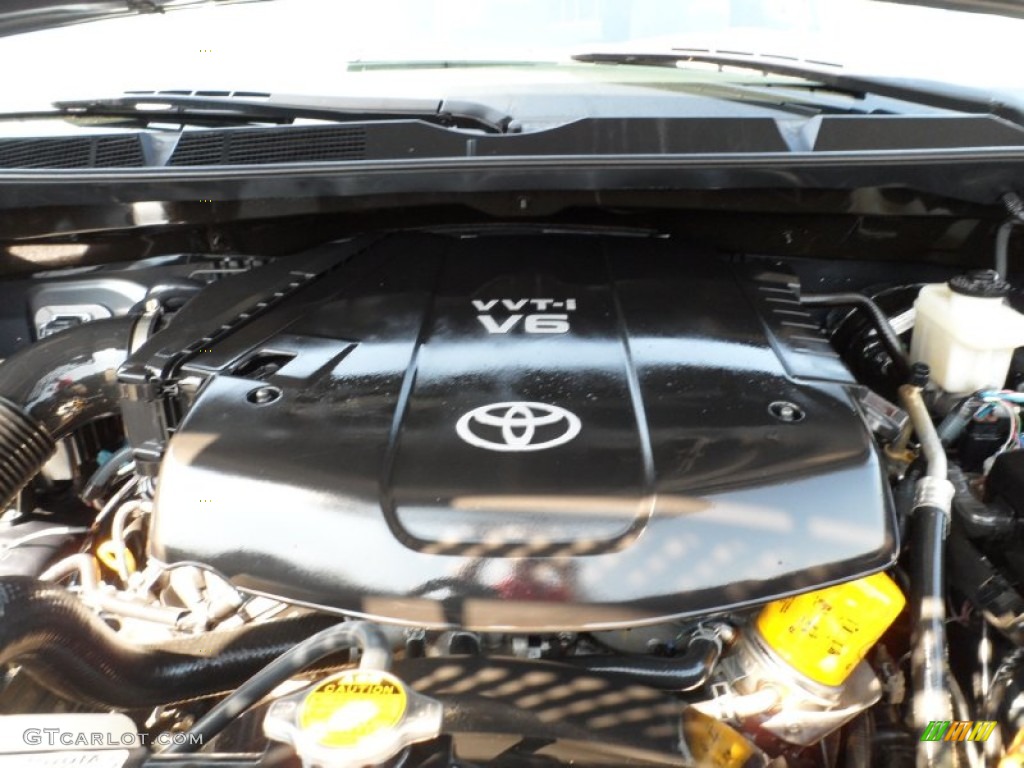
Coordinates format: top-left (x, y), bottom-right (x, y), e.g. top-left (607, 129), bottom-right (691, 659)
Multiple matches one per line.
top-left (573, 51), bottom-right (855, 90)
top-left (3, 92), bottom-right (514, 134)
top-left (572, 50), bottom-right (1024, 125)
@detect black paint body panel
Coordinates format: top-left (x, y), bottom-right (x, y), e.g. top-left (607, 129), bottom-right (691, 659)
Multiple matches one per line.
top-left (147, 233), bottom-right (896, 630)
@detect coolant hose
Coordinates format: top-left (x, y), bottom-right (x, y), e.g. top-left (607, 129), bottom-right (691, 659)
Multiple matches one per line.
top-left (0, 576), bottom-right (378, 710)
top-left (567, 631), bottom-right (724, 691)
top-left (0, 316), bottom-right (136, 508)
top-left (996, 192), bottom-right (1024, 278)
top-left (996, 220), bottom-right (1017, 280)
top-left (949, 464), bottom-right (1014, 539)
top-left (800, 291), bottom-right (911, 383)
top-left (899, 382), bottom-right (957, 768)
top-left (168, 618), bottom-right (392, 753)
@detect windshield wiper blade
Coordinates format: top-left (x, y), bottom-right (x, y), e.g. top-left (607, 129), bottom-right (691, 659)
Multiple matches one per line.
top-left (572, 50), bottom-right (1024, 126)
top-left (4, 92), bottom-right (514, 134)
top-left (573, 50), bottom-right (869, 96)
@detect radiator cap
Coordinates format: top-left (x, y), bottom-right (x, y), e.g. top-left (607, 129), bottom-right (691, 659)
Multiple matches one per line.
top-left (264, 669), bottom-right (442, 768)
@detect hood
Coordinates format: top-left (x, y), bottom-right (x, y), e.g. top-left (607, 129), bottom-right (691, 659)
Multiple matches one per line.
top-left (0, 0), bottom-right (268, 38)
top-left (1, 0), bottom-right (1023, 40)
top-left (876, 0), bottom-right (1024, 19)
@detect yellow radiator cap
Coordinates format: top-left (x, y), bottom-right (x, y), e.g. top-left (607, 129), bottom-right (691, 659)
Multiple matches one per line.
top-left (264, 669), bottom-right (442, 768)
top-left (299, 670), bottom-right (408, 748)
top-left (756, 572), bottom-right (905, 687)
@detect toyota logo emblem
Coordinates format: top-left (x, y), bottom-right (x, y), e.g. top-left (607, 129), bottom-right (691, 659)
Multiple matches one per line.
top-left (456, 401), bottom-right (581, 452)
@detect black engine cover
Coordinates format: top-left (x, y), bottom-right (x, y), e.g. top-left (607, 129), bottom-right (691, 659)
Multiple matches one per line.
top-left (140, 232), bottom-right (896, 630)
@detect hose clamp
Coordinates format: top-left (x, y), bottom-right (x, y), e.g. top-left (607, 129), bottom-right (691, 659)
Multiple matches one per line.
top-left (691, 622), bottom-right (735, 653)
top-left (913, 476), bottom-right (955, 514)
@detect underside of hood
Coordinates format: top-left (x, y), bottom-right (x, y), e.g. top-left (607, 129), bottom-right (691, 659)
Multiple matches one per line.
top-left (0, 0), bottom-right (269, 38)
top-left (2, 0), bottom-right (1023, 40)
top-left (876, 0), bottom-right (1024, 19)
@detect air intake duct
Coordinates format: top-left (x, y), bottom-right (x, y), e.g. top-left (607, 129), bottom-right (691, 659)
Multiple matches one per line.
top-left (0, 316), bottom-right (135, 509)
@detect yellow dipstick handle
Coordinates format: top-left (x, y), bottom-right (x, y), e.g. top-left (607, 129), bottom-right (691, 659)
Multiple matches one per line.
top-left (97, 539), bottom-right (136, 576)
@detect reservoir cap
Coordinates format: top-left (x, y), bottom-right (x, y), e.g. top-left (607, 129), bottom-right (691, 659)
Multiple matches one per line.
top-left (949, 269), bottom-right (1011, 298)
top-left (264, 669), bottom-right (443, 768)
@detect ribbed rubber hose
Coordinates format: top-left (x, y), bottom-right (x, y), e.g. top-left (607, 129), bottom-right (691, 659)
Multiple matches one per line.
top-left (0, 398), bottom-right (55, 508)
top-left (0, 576), bottom-right (345, 709)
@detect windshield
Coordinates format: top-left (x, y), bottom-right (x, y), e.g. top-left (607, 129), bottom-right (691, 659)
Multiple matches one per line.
top-left (1, 0), bottom-right (1022, 109)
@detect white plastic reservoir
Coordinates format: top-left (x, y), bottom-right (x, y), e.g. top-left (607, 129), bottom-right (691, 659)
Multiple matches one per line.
top-left (911, 270), bottom-right (1024, 394)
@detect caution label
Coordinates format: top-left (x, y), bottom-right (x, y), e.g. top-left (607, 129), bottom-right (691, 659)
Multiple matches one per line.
top-left (756, 572), bottom-right (905, 687)
top-left (681, 709), bottom-right (757, 768)
top-left (299, 670), bottom-right (408, 748)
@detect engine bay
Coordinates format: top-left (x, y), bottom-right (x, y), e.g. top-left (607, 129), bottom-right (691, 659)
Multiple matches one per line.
top-left (0, 210), bottom-right (1022, 768)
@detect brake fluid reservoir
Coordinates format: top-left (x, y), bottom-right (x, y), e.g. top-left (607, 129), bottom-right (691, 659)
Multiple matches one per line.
top-left (911, 270), bottom-right (1024, 394)
top-left (755, 572), bottom-right (905, 687)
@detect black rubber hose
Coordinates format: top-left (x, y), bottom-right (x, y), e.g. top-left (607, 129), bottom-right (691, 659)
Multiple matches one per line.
top-left (167, 619), bottom-right (392, 753)
top-left (0, 316), bottom-right (136, 509)
top-left (0, 575), bottom-right (349, 710)
top-left (0, 398), bottom-right (55, 510)
top-left (948, 533), bottom-right (1024, 644)
top-left (911, 507), bottom-right (950, 699)
top-left (996, 220), bottom-right (1017, 279)
top-left (899, 384), bottom-right (957, 768)
top-left (0, 316), bottom-right (135, 435)
top-left (799, 292), bottom-right (912, 383)
top-left (893, 462), bottom-right (923, 541)
top-left (565, 635), bottom-right (722, 691)
top-left (911, 505), bottom-right (956, 768)
top-left (949, 464), bottom-right (1014, 539)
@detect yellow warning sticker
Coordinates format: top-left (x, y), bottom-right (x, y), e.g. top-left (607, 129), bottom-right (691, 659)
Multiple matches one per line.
top-left (756, 572), bottom-right (905, 687)
top-left (681, 709), bottom-right (756, 768)
top-left (299, 670), bottom-right (408, 748)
